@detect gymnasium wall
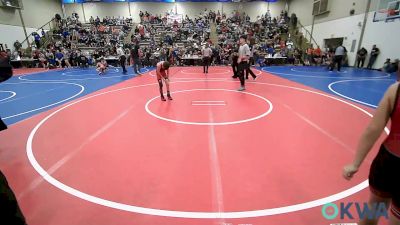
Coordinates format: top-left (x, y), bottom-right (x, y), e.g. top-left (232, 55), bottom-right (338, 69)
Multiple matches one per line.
top-left (288, 0), bottom-right (370, 26)
top-left (291, 0), bottom-right (399, 69)
top-left (0, 0), bottom-right (62, 50)
top-left (0, 24), bottom-right (38, 49)
top-left (0, 0), bottom-right (62, 27)
top-left (132, 2), bottom-right (175, 20)
top-left (242, 0), bottom-right (286, 21)
top-left (83, 2), bottom-right (130, 20)
top-left (303, 13), bottom-right (365, 67)
top-left (176, 2), bottom-right (222, 19)
top-left (63, 2), bottom-right (85, 21)
top-left (361, 12), bottom-right (400, 68)
top-left (63, 1), bottom-right (286, 23)
top-left (0, 5), bottom-right (20, 27)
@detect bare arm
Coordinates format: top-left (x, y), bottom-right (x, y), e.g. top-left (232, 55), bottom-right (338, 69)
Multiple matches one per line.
top-left (156, 64), bottom-right (161, 78)
top-left (355, 84), bottom-right (397, 165)
top-left (343, 83), bottom-right (398, 179)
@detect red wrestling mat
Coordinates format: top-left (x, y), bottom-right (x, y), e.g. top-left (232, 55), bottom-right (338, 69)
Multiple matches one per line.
top-left (13, 68), bottom-right (48, 76)
top-left (0, 66), bottom-right (389, 225)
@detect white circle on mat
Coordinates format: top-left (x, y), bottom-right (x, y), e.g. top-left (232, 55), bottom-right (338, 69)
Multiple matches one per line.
top-left (26, 80), bottom-right (389, 218)
top-left (19, 68), bottom-right (149, 82)
top-left (291, 68), bottom-right (348, 73)
top-left (0, 91), bottom-right (17, 102)
top-left (1, 82), bottom-right (84, 120)
top-left (145, 88), bottom-right (273, 126)
top-left (181, 69), bottom-right (231, 75)
top-left (262, 67), bottom-right (390, 79)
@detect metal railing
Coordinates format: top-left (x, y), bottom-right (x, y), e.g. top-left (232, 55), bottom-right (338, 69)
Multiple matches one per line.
top-left (20, 18), bottom-right (56, 47)
top-left (297, 20), bottom-right (318, 47)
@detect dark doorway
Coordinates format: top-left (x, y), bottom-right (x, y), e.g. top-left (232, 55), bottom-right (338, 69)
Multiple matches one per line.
top-left (324, 37), bottom-right (344, 50)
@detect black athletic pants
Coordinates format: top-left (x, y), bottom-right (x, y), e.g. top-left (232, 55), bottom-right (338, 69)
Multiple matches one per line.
top-left (357, 56), bottom-right (366, 68)
top-left (203, 57), bottom-right (210, 73)
top-left (120, 55), bottom-right (127, 73)
top-left (238, 61), bottom-right (249, 86)
top-left (232, 63), bottom-right (238, 78)
top-left (331, 55), bottom-right (343, 71)
top-left (367, 55), bottom-right (377, 69)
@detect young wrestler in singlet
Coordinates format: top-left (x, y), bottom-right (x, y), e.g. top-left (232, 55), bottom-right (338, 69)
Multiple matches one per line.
top-left (343, 63), bottom-right (400, 225)
top-left (156, 61), bottom-right (172, 101)
top-left (96, 58), bottom-right (107, 75)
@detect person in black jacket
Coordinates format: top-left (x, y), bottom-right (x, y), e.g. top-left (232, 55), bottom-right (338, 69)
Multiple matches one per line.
top-left (0, 50), bottom-right (12, 131)
top-left (0, 170), bottom-right (28, 225)
top-left (0, 50), bottom-right (12, 83)
top-left (118, 46), bottom-right (127, 74)
top-left (246, 44), bottom-right (257, 80)
top-left (130, 43), bottom-right (142, 75)
top-left (0, 50), bottom-right (28, 225)
top-left (367, 45), bottom-right (380, 69)
top-left (231, 51), bottom-right (239, 78)
top-left (356, 47), bottom-right (368, 68)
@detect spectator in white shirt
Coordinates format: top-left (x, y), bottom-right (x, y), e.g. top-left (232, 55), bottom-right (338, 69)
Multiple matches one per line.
top-left (202, 43), bottom-right (212, 74)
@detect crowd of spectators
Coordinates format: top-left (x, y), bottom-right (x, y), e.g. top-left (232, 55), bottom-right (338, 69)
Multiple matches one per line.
top-left (5, 9), bottom-right (397, 72)
top-left (10, 13), bottom-right (133, 69)
top-left (130, 9), bottom-right (292, 67)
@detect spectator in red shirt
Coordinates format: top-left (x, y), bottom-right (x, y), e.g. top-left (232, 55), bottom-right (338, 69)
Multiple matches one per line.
top-left (314, 46), bottom-right (322, 65)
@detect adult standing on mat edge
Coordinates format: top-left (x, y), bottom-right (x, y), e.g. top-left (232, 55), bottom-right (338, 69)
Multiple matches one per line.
top-left (202, 43), bottom-right (212, 74)
top-left (237, 35), bottom-right (251, 91)
top-left (357, 47), bottom-right (368, 68)
top-left (330, 44), bottom-right (346, 72)
top-left (246, 41), bottom-right (257, 80)
top-left (0, 49), bottom-right (12, 131)
top-left (131, 42), bottom-right (142, 75)
top-left (156, 61), bottom-right (172, 101)
top-left (231, 51), bottom-right (239, 78)
top-left (117, 45), bottom-right (127, 74)
top-left (343, 62), bottom-right (400, 225)
top-left (367, 45), bottom-right (380, 70)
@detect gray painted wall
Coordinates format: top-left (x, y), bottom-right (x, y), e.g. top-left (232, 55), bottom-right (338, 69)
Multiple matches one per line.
top-left (288, 0), bottom-right (374, 26)
top-left (0, 5), bottom-right (20, 26)
top-left (64, 1), bottom-right (286, 23)
top-left (0, 0), bottom-right (62, 28)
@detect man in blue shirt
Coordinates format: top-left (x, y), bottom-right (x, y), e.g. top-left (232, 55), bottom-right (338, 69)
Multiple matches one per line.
top-left (55, 50), bottom-right (65, 68)
top-left (62, 29), bottom-right (69, 39)
top-left (33, 32), bottom-right (41, 49)
top-left (268, 45), bottom-right (275, 57)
